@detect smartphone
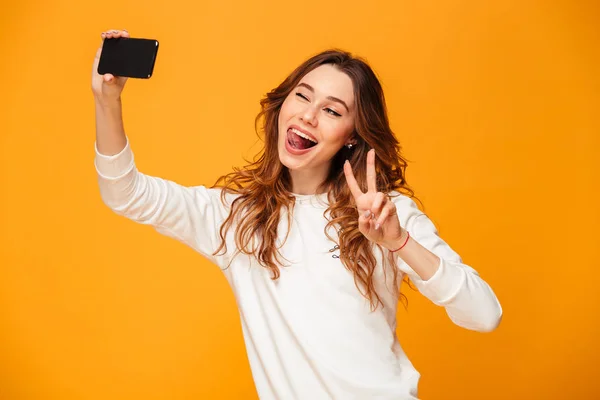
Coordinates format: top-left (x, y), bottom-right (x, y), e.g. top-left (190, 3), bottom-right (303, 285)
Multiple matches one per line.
top-left (97, 37), bottom-right (159, 79)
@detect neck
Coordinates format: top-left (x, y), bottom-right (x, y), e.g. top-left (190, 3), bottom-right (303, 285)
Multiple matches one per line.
top-left (288, 164), bottom-right (330, 195)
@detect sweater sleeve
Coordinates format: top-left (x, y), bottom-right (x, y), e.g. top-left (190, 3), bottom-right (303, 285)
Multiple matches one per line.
top-left (392, 195), bottom-right (503, 332)
top-left (94, 137), bottom-right (234, 268)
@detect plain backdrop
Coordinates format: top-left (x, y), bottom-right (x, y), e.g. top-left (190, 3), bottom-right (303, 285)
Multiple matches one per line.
top-left (1, 0), bottom-right (599, 399)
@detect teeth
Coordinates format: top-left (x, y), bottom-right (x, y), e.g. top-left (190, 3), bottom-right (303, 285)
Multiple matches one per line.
top-left (291, 128), bottom-right (317, 144)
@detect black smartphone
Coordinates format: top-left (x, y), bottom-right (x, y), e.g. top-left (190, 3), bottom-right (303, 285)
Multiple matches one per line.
top-left (97, 37), bottom-right (159, 79)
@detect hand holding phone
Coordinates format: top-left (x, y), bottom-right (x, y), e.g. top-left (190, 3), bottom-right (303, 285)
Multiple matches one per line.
top-left (92, 30), bottom-right (158, 104)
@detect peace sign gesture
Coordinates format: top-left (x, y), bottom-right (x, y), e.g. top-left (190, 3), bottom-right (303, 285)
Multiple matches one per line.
top-left (343, 149), bottom-right (406, 250)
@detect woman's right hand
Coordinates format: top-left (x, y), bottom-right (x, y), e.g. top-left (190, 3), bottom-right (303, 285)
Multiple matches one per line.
top-left (92, 29), bottom-right (130, 104)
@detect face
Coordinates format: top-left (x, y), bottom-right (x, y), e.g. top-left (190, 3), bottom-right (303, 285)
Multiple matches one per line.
top-left (277, 64), bottom-right (356, 173)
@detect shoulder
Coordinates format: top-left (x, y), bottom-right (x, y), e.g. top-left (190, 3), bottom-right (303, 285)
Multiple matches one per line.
top-left (388, 190), bottom-right (422, 214)
top-left (388, 191), bottom-right (429, 231)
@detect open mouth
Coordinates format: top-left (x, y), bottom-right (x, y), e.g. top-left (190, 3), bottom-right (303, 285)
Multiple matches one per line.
top-left (287, 127), bottom-right (318, 150)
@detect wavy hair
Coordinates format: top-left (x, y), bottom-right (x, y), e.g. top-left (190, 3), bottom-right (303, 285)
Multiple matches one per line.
top-left (211, 49), bottom-right (418, 310)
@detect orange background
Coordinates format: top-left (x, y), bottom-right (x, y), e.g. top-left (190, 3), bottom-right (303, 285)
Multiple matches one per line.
top-left (1, 0), bottom-right (599, 399)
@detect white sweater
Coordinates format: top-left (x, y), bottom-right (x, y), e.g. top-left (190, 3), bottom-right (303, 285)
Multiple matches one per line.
top-left (95, 138), bottom-right (502, 400)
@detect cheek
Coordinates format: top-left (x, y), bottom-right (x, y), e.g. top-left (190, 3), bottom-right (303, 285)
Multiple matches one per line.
top-left (278, 103), bottom-right (289, 136)
top-left (279, 97), bottom-right (295, 121)
top-left (323, 121), bottom-right (354, 145)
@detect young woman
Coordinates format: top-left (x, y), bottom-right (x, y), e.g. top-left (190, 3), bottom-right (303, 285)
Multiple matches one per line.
top-left (92, 29), bottom-right (502, 400)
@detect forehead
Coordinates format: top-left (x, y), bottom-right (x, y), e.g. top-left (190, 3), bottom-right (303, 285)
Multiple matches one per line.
top-left (299, 64), bottom-right (355, 108)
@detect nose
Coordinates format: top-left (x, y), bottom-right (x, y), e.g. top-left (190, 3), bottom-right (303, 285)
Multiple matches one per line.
top-left (300, 104), bottom-right (318, 127)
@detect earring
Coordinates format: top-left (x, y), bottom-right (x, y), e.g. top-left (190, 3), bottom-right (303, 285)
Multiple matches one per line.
top-left (346, 143), bottom-right (353, 149)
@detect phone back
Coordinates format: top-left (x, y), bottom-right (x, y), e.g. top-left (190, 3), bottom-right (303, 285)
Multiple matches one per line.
top-left (97, 38), bottom-right (159, 79)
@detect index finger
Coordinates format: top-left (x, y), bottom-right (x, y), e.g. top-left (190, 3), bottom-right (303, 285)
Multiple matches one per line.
top-left (343, 160), bottom-right (364, 200)
top-left (366, 149), bottom-right (377, 192)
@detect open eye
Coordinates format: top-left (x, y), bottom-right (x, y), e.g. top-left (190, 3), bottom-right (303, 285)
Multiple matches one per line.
top-left (325, 108), bottom-right (341, 117)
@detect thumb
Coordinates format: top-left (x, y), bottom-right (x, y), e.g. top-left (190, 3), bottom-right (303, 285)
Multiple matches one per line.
top-left (103, 73), bottom-right (115, 83)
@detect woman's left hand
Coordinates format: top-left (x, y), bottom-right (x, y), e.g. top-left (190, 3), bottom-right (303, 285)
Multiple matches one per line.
top-left (343, 149), bottom-right (405, 250)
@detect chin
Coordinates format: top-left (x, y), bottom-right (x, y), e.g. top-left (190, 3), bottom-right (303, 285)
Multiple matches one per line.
top-left (278, 149), bottom-right (308, 171)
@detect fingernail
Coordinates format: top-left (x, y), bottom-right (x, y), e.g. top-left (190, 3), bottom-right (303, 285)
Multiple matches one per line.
top-left (375, 223), bottom-right (380, 230)
top-left (364, 210), bottom-right (370, 218)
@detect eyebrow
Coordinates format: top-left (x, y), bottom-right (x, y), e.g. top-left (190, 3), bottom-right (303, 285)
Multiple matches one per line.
top-left (297, 82), bottom-right (350, 113)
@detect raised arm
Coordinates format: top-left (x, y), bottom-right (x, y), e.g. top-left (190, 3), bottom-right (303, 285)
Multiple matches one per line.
top-left (92, 29), bottom-right (129, 156)
top-left (91, 30), bottom-right (234, 267)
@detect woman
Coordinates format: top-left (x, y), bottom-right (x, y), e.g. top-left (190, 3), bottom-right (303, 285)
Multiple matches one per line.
top-left (92, 29), bottom-right (502, 400)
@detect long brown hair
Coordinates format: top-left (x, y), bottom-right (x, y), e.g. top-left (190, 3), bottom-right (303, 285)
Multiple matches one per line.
top-left (211, 49), bottom-right (418, 310)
